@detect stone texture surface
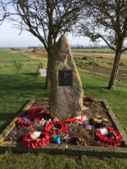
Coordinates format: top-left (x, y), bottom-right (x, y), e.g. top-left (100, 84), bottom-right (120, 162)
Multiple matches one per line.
top-left (37, 61), bottom-right (47, 76)
top-left (49, 35), bottom-right (84, 120)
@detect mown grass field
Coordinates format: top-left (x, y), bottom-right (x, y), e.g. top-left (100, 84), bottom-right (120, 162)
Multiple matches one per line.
top-left (71, 48), bottom-right (115, 53)
top-left (71, 48), bottom-right (127, 54)
top-left (0, 49), bottom-right (127, 169)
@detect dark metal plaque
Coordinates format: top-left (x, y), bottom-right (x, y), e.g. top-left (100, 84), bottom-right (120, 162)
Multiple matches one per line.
top-left (58, 71), bottom-right (72, 86)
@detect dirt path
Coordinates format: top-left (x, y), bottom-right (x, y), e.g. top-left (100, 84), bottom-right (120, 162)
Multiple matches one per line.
top-left (85, 66), bottom-right (127, 76)
top-left (83, 66), bottom-right (127, 83)
top-left (72, 52), bottom-right (127, 58)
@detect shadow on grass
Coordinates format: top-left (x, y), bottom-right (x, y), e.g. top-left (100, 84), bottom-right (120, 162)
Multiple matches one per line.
top-left (22, 73), bottom-right (37, 76)
top-left (83, 86), bottom-right (107, 89)
top-left (0, 113), bottom-right (17, 133)
top-left (0, 74), bottom-right (50, 118)
top-left (19, 54), bottom-right (32, 60)
top-left (0, 101), bottom-right (29, 133)
top-left (0, 74), bottom-right (46, 90)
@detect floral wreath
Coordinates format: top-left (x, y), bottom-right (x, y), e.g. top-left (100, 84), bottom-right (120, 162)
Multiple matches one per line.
top-left (45, 121), bottom-right (68, 135)
top-left (22, 120), bottom-right (68, 148)
top-left (21, 108), bottom-right (68, 148)
top-left (18, 107), bottom-right (47, 128)
top-left (27, 107), bottom-right (46, 115)
top-left (22, 131), bottom-right (50, 149)
top-left (94, 127), bottom-right (122, 147)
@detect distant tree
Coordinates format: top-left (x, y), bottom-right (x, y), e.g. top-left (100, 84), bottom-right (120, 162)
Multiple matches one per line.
top-left (11, 48), bottom-right (16, 50)
top-left (81, 45), bottom-right (85, 49)
top-left (77, 0), bottom-right (127, 90)
top-left (2, 0), bottom-right (85, 89)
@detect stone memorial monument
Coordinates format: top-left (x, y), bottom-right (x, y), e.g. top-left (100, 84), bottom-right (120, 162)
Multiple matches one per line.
top-left (49, 35), bottom-right (84, 120)
top-left (37, 61), bottom-right (47, 76)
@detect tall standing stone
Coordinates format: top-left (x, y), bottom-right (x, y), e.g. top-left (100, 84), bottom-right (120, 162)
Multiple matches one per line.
top-left (49, 35), bottom-right (84, 120)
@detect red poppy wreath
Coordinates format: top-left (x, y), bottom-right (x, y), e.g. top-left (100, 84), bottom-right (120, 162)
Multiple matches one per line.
top-left (22, 131), bottom-right (50, 148)
top-left (94, 127), bottom-right (122, 147)
top-left (45, 121), bottom-right (68, 135)
top-left (18, 107), bottom-right (47, 128)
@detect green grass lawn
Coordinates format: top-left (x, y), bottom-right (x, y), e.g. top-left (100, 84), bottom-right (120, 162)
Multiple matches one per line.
top-left (71, 48), bottom-right (115, 53)
top-left (0, 49), bottom-right (127, 168)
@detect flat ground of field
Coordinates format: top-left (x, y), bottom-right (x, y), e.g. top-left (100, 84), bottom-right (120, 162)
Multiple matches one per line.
top-left (71, 50), bottom-right (127, 83)
top-left (72, 51), bottom-right (127, 58)
top-left (1, 49), bottom-right (127, 168)
top-left (5, 49), bottom-right (127, 83)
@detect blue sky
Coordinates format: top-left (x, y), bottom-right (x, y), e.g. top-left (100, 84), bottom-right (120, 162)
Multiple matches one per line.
top-left (0, 21), bottom-right (105, 48)
top-left (0, 0), bottom-right (106, 48)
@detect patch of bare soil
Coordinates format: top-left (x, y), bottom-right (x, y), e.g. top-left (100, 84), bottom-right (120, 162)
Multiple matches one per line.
top-left (19, 49), bottom-right (47, 60)
top-left (25, 55), bottom-right (39, 60)
top-left (83, 66), bottom-right (127, 83)
top-left (72, 52), bottom-right (127, 58)
top-left (85, 66), bottom-right (127, 76)
top-left (22, 48), bottom-right (46, 54)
